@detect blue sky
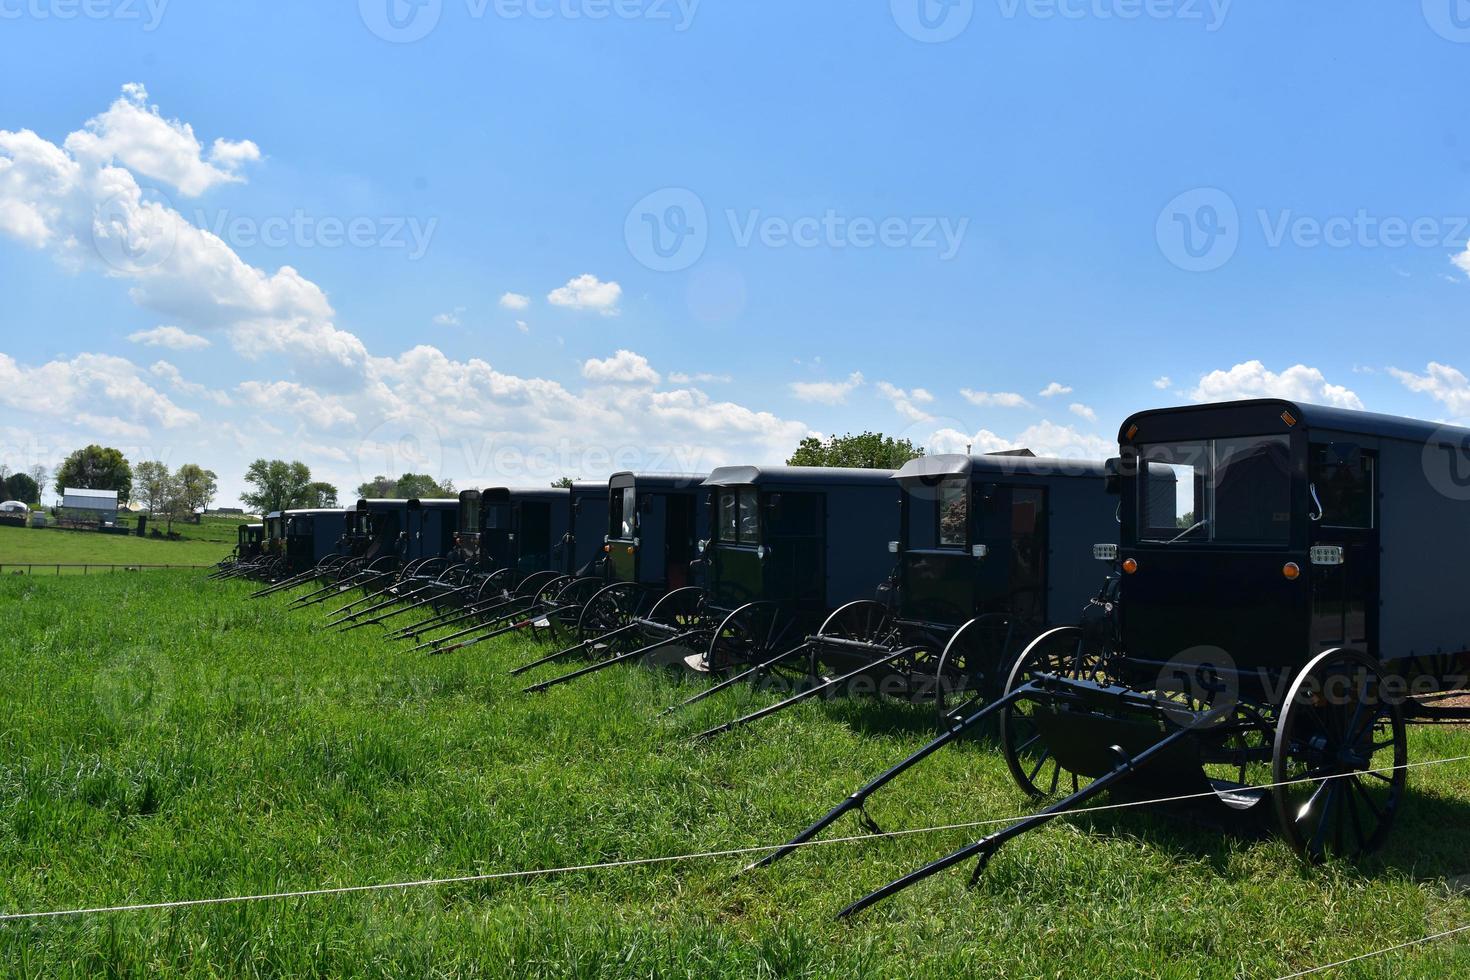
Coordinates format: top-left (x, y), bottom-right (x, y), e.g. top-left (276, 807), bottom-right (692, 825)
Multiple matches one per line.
top-left (3, 1), bottom-right (1470, 507)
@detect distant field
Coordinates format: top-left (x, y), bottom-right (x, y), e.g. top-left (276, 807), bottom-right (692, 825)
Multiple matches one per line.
top-left (0, 571), bottom-right (1468, 976)
top-left (0, 514), bottom-right (249, 571)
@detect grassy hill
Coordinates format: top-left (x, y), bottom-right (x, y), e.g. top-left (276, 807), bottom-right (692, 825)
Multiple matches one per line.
top-left (0, 514), bottom-right (250, 570)
top-left (0, 571), bottom-right (1467, 976)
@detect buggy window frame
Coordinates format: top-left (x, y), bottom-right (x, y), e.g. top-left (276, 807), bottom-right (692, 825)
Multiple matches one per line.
top-left (1137, 434), bottom-right (1294, 547)
top-left (935, 475), bottom-right (969, 549)
top-left (716, 487), bottom-right (761, 546)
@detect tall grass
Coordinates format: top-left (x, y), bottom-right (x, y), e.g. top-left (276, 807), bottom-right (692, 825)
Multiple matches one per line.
top-left (0, 572), bottom-right (1468, 977)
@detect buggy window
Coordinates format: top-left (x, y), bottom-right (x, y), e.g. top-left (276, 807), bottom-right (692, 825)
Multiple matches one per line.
top-left (616, 488), bottom-right (637, 539)
top-left (1311, 446), bottom-right (1374, 529)
top-left (937, 476), bottom-right (968, 547)
top-left (459, 497), bottom-right (479, 534)
top-left (766, 493), bottom-right (821, 537)
top-left (1139, 435), bottom-right (1292, 545)
top-left (483, 503), bottom-right (510, 530)
top-left (717, 489), bottom-right (760, 545)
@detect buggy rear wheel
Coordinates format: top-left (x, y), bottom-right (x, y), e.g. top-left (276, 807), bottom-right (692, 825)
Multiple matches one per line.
top-left (1271, 648), bottom-right (1407, 862)
top-left (933, 614), bottom-right (1015, 725)
top-left (539, 577), bottom-right (606, 646)
top-left (578, 583), bottom-right (641, 654)
top-left (705, 602), bottom-right (791, 673)
top-left (809, 600), bottom-right (898, 681)
top-left (1000, 626), bottom-right (1111, 798)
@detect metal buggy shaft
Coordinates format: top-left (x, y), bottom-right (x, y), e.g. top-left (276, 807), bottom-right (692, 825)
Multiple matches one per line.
top-left (404, 595), bottom-right (538, 651)
top-left (289, 570), bottom-right (389, 609)
top-left (522, 630), bottom-right (704, 694)
top-left (327, 581), bottom-right (438, 627)
top-left (657, 644), bottom-right (812, 717)
top-left (689, 645), bottom-right (924, 742)
top-left (387, 589), bottom-right (514, 640)
top-left (834, 723), bottom-right (1200, 920)
top-left (334, 582), bottom-right (475, 633)
top-left (428, 602), bottom-right (578, 656)
top-left (507, 622), bottom-right (645, 676)
top-left (249, 568), bottom-right (321, 598)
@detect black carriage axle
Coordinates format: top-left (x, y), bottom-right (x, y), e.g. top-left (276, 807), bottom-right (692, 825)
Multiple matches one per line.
top-left (522, 630), bottom-right (704, 694)
top-left (657, 643), bottom-right (812, 717)
top-left (428, 601), bottom-right (569, 656)
top-left (508, 622), bottom-right (644, 676)
top-left (289, 570), bottom-right (393, 609)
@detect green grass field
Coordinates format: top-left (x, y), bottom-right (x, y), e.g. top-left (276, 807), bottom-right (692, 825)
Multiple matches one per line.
top-left (1, 572), bottom-right (1469, 977)
top-left (0, 515), bottom-right (248, 571)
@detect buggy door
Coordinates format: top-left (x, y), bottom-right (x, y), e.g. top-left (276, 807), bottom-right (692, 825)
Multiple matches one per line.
top-left (764, 491), bottom-right (825, 608)
top-left (973, 486), bottom-right (1048, 629)
top-left (1308, 444), bottom-right (1377, 653)
top-left (517, 502), bottom-right (553, 575)
top-left (664, 493), bottom-right (696, 591)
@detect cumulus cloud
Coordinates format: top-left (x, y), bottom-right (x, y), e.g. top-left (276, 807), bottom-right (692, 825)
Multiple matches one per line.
top-left (236, 380), bottom-right (356, 429)
top-left (499, 291), bottom-right (530, 311)
top-left (433, 307), bottom-right (464, 326)
top-left (547, 274), bottom-right (621, 314)
top-left (1188, 361), bottom-right (1363, 410)
top-left (790, 371), bottom-right (864, 405)
top-left (1153, 376), bottom-right (1172, 390)
top-left (876, 381), bottom-right (934, 422)
top-left (1069, 402), bottom-right (1098, 422)
top-left (1039, 382), bottom-right (1072, 397)
top-left (581, 350), bottom-right (661, 386)
top-left (64, 83), bottom-right (259, 197)
top-left (960, 389), bottom-right (1032, 409)
top-left (926, 419), bottom-right (1114, 460)
top-left (669, 371), bottom-right (732, 385)
top-left (0, 352), bottom-right (199, 429)
top-left (128, 324), bottom-right (210, 350)
top-left (150, 359), bottom-right (231, 405)
top-left (1389, 362), bottom-right (1470, 416)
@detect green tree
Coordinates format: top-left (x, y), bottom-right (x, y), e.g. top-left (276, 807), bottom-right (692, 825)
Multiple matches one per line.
top-left (356, 475), bottom-right (397, 499)
top-left (301, 482), bottom-right (340, 508)
top-left (551, 477), bottom-right (574, 489)
top-left (2, 472), bottom-right (39, 504)
top-left (28, 465), bottom-right (48, 504)
top-left (133, 461), bottom-right (173, 515)
top-left (55, 445), bottom-right (133, 502)
top-left (394, 473), bottom-right (455, 499)
top-left (176, 464), bottom-right (218, 520)
top-left (240, 459), bottom-right (314, 515)
top-left (787, 432), bottom-right (924, 470)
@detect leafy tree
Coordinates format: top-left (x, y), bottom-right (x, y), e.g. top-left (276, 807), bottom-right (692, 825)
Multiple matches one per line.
top-left (28, 465), bottom-right (47, 503)
top-left (240, 459), bottom-right (314, 515)
top-left (133, 461), bottom-right (174, 515)
top-left (301, 482), bottom-right (340, 508)
top-left (55, 445), bottom-right (133, 502)
top-left (355, 473), bottom-right (454, 499)
top-left (176, 464), bottom-right (218, 518)
top-left (551, 477), bottom-right (574, 489)
top-left (356, 475), bottom-right (397, 499)
top-left (787, 432), bottom-right (924, 470)
top-left (3, 472), bottom-right (39, 505)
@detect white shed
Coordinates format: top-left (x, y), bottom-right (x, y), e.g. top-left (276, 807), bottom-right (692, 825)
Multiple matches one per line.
top-left (61, 487), bottom-right (120, 523)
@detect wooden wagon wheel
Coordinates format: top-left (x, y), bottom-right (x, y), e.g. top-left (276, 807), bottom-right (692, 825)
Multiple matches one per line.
top-left (1271, 648), bottom-right (1407, 862)
top-left (809, 600), bottom-right (899, 678)
top-left (577, 582), bottom-right (641, 653)
top-left (643, 587), bottom-right (710, 644)
top-left (704, 601), bottom-right (793, 673)
top-left (474, 567), bottom-right (514, 605)
top-left (1000, 626), bottom-right (1111, 798)
top-left (537, 577), bottom-right (607, 646)
top-left (932, 614), bottom-right (1014, 725)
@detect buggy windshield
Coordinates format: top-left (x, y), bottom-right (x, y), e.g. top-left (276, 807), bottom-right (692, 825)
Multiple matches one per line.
top-left (1138, 435), bottom-right (1292, 545)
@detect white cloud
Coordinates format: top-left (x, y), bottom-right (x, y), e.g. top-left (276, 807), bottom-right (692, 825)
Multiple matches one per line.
top-left (876, 381), bottom-right (934, 422)
top-left (1153, 376), bottom-right (1172, 390)
top-left (547, 274), bottom-right (621, 314)
top-left (669, 371), bottom-right (733, 385)
top-left (63, 83), bottom-right (259, 197)
top-left (1452, 244), bottom-right (1470, 280)
top-left (499, 291), bottom-right (530, 311)
top-left (433, 307), bottom-right (464, 326)
top-left (1069, 402), bottom-right (1098, 423)
top-left (1389, 362), bottom-right (1470, 416)
top-left (960, 389), bottom-right (1033, 409)
top-left (1188, 361), bottom-right (1363, 410)
top-left (236, 380), bottom-right (356, 429)
top-left (0, 352), bottom-right (199, 429)
top-left (581, 350), bottom-right (661, 386)
top-left (515, 320), bottom-right (529, 334)
top-left (150, 360), bottom-right (231, 406)
top-left (926, 419), bottom-right (1114, 460)
top-left (791, 371), bottom-right (864, 405)
top-left (1039, 382), bottom-right (1072, 398)
top-left (127, 324), bottom-right (210, 350)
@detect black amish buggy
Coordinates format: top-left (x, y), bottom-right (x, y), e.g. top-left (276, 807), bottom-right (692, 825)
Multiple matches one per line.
top-left (209, 522), bottom-right (266, 579)
top-left (506, 471), bottom-right (710, 672)
top-left (394, 483), bottom-right (611, 650)
top-left (680, 455), bottom-right (1115, 738)
top-left (520, 466), bottom-right (902, 695)
top-left (774, 398), bottom-right (1470, 919)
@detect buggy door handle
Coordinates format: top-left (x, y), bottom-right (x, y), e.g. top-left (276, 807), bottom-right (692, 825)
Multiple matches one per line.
top-left (1308, 483), bottom-right (1323, 522)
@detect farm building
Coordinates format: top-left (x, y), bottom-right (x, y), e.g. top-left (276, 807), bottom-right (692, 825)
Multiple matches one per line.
top-left (60, 487), bottom-right (120, 525)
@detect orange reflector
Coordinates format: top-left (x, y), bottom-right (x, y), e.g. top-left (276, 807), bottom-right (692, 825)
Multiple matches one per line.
top-left (627, 546), bottom-right (636, 555)
top-left (1283, 562), bottom-right (1301, 581)
top-left (1122, 558), bottom-right (1139, 575)
top-left (602, 544), bottom-right (611, 553)
top-left (1281, 410), bottom-right (1298, 427)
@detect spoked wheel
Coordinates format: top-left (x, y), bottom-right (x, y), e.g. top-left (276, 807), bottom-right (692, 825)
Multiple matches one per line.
top-left (538, 577), bottom-right (606, 646)
top-left (1000, 626), bottom-right (1112, 798)
top-left (932, 615), bottom-right (1014, 725)
top-left (474, 568), bottom-right (514, 607)
top-left (705, 602), bottom-right (794, 673)
top-left (577, 583), bottom-right (641, 653)
top-left (642, 587), bottom-right (710, 647)
top-left (809, 600), bottom-right (899, 679)
top-left (1271, 648), bottom-right (1407, 862)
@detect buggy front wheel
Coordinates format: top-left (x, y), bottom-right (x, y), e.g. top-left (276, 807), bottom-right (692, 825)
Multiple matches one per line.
top-left (999, 626), bottom-right (1110, 798)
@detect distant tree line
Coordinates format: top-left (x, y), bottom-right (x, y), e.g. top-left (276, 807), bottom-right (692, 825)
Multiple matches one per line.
top-left (787, 432), bottom-right (925, 469)
top-left (356, 474), bottom-right (455, 500)
top-left (241, 460), bottom-right (340, 514)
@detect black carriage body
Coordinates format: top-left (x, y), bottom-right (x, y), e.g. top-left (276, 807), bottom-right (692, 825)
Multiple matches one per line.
top-left (702, 466), bottom-right (899, 615)
top-left (282, 508), bottom-right (351, 570)
top-left (405, 498), bottom-right (459, 562)
top-left (237, 522), bottom-right (264, 560)
top-left (355, 499), bottom-right (412, 563)
top-left (603, 472), bottom-right (708, 591)
top-left (569, 482), bottom-right (611, 574)
top-left (1116, 398), bottom-right (1470, 678)
top-left (478, 488), bottom-right (578, 577)
top-left (893, 454), bottom-right (1117, 639)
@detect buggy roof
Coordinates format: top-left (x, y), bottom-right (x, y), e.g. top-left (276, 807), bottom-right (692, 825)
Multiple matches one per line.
top-left (1119, 398), bottom-right (1470, 446)
top-left (356, 498), bottom-right (410, 511)
top-left (704, 465), bottom-right (896, 488)
top-left (407, 498), bottom-right (459, 511)
top-left (283, 508), bottom-right (347, 517)
top-left (609, 471), bottom-right (708, 492)
top-left (479, 487), bottom-right (571, 503)
top-left (570, 481), bottom-right (608, 496)
top-left (896, 453), bottom-right (1110, 482)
